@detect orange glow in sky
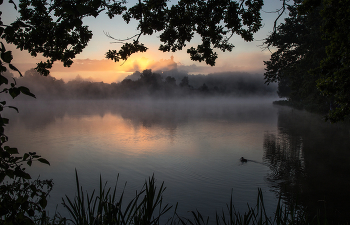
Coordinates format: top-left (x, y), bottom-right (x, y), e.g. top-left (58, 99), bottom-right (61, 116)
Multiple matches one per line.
top-left (6, 40), bottom-right (270, 84)
top-left (135, 57), bottom-right (151, 71)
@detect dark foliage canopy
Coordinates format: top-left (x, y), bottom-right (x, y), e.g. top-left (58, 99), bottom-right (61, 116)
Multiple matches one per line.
top-left (264, 0), bottom-right (350, 122)
top-left (315, 0), bottom-right (350, 122)
top-left (263, 2), bottom-right (328, 111)
top-left (1, 0), bottom-right (264, 76)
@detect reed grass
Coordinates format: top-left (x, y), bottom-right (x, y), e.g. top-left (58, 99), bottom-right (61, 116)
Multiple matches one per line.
top-left (178, 189), bottom-right (309, 225)
top-left (56, 172), bottom-right (331, 225)
top-left (61, 170), bottom-right (175, 225)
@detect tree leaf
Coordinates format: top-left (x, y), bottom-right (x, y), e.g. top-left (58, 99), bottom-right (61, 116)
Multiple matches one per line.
top-left (27, 160), bottom-right (32, 166)
top-left (38, 158), bottom-right (50, 165)
top-left (7, 106), bottom-right (19, 113)
top-left (39, 196), bottom-right (48, 208)
top-left (0, 173), bottom-right (5, 183)
top-left (6, 170), bottom-right (14, 179)
top-left (9, 64), bottom-right (23, 77)
top-left (2, 117), bottom-right (9, 124)
top-left (23, 153), bottom-right (29, 160)
top-left (15, 170), bottom-right (31, 179)
top-left (28, 209), bottom-right (35, 217)
top-left (0, 65), bottom-right (7, 72)
top-left (0, 74), bottom-right (8, 85)
top-left (6, 147), bottom-right (18, 154)
top-left (19, 86), bottom-right (36, 98)
top-left (0, 42), bottom-right (5, 52)
top-left (9, 87), bottom-right (20, 98)
top-left (1, 136), bottom-right (8, 142)
top-left (1, 51), bottom-right (13, 63)
top-left (8, 0), bottom-right (17, 10)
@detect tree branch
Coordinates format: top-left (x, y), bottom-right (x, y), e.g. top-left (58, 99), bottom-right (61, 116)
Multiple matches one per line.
top-left (104, 32), bottom-right (141, 43)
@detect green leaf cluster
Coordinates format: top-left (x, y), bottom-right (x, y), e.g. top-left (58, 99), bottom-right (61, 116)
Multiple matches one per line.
top-left (264, 3), bottom-right (327, 103)
top-left (314, 0), bottom-right (350, 122)
top-left (1, 0), bottom-right (265, 74)
top-left (1, 3), bottom-right (53, 224)
top-left (1, 0), bottom-right (126, 76)
top-left (112, 0), bottom-right (264, 66)
top-left (0, 177), bottom-right (53, 224)
top-left (264, 0), bottom-right (350, 122)
top-left (0, 98), bottom-right (52, 224)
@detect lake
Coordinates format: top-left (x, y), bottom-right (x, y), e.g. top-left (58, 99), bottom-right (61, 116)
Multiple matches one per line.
top-left (4, 98), bottom-right (350, 223)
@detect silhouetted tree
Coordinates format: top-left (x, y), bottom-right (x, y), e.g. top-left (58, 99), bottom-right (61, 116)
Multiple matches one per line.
top-left (277, 77), bottom-right (291, 99)
top-left (310, 0), bottom-right (350, 122)
top-left (162, 76), bottom-right (177, 97)
top-left (179, 77), bottom-right (189, 88)
top-left (264, 1), bottom-right (350, 121)
top-left (198, 83), bottom-right (209, 93)
top-left (165, 76), bottom-right (176, 86)
top-left (139, 69), bottom-right (162, 92)
top-left (121, 79), bottom-right (133, 86)
top-left (19, 69), bottom-right (66, 99)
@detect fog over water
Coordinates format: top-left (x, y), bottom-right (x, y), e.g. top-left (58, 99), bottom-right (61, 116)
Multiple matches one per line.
top-left (3, 63), bottom-right (350, 223)
top-left (2, 67), bottom-right (277, 101)
top-left (4, 96), bottom-right (350, 223)
top-left (4, 98), bottom-right (278, 218)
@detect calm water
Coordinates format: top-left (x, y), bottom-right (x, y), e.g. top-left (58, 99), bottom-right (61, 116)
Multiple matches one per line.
top-left (4, 98), bottom-right (350, 222)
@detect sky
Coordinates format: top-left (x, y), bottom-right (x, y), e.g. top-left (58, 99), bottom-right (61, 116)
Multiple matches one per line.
top-left (2, 0), bottom-right (288, 83)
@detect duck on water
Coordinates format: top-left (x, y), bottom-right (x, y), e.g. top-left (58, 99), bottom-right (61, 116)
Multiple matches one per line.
top-left (240, 157), bottom-right (248, 163)
top-left (240, 157), bottom-right (268, 166)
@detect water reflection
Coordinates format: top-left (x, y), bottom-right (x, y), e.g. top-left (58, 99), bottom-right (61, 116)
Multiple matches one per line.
top-left (5, 98), bottom-right (278, 220)
top-left (5, 99), bottom-right (350, 223)
top-left (263, 107), bottom-right (350, 223)
top-left (263, 131), bottom-right (306, 202)
top-left (6, 98), bottom-right (277, 130)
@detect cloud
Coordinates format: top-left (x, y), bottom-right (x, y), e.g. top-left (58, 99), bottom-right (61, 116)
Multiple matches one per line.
top-left (120, 57), bottom-right (177, 72)
top-left (50, 56), bottom-right (177, 72)
top-left (8, 40), bottom-right (271, 83)
top-left (50, 59), bottom-right (119, 72)
top-left (48, 56), bottom-right (179, 83)
top-left (51, 71), bottom-right (132, 83)
top-left (178, 52), bottom-right (270, 74)
top-left (40, 52), bottom-right (271, 83)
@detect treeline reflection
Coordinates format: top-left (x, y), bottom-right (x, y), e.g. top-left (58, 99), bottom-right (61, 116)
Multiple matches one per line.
top-left (263, 107), bottom-right (350, 223)
top-left (6, 99), bottom-right (277, 131)
top-left (6, 99), bottom-right (350, 223)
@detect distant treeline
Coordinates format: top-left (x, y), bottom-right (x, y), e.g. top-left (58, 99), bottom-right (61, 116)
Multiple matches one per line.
top-left (5, 69), bottom-right (277, 100)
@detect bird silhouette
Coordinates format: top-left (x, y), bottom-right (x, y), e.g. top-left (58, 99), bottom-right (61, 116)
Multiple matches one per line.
top-left (240, 157), bottom-right (248, 163)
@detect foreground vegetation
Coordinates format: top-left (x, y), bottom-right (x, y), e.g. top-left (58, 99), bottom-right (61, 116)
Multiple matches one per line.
top-left (2, 170), bottom-right (336, 225)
